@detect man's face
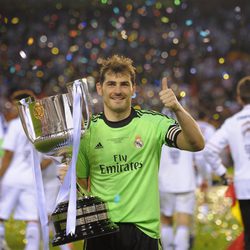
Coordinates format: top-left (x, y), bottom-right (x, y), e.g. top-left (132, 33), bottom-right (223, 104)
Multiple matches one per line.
top-left (96, 71), bottom-right (135, 115)
top-left (3, 101), bottom-right (18, 121)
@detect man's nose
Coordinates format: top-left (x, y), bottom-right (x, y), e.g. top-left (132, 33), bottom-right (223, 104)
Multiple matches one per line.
top-left (114, 85), bottom-right (122, 93)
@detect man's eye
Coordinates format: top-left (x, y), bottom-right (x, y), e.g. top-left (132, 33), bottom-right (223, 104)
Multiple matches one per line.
top-left (107, 82), bottom-right (115, 86)
top-left (121, 83), bottom-right (129, 87)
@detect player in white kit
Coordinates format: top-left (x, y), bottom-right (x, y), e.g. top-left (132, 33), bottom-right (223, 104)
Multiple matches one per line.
top-left (194, 111), bottom-right (216, 215)
top-left (0, 102), bottom-right (13, 250)
top-left (0, 90), bottom-right (40, 250)
top-left (159, 145), bottom-right (196, 250)
top-left (205, 76), bottom-right (250, 250)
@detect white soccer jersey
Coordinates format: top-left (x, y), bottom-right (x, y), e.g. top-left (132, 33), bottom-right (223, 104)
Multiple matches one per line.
top-left (1, 117), bottom-right (35, 187)
top-left (205, 105), bottom-right (250, 199)
top-left (194, 120), bottom-right (216, 179)
top-left (197, 120), bottom-right (216, 142)
top-left (159, 145), bottom-right (196, 193)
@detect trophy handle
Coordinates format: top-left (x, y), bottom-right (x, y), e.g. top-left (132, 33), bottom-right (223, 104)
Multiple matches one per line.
top-left (17, 97), bottom-right (36, 143)
top-left (80, 78), bottom-right (91, 131)
top-left (69, 78), bottom-right (92, 133)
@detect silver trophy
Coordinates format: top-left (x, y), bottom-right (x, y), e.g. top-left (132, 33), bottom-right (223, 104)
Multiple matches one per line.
top-left (18, 79), bottom-right (118, 246)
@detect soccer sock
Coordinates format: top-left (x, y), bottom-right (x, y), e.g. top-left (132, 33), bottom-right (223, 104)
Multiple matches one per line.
top-left (59, 244), bottom-right (72, 250)
top-left (25, 222), bottom-right (40, 250)
top-left (174, 225), bottom-right (190, 250)
top-left (0, 222), bottom-right (5, 248)
top-left (161, 224), bottom-right (174, 250)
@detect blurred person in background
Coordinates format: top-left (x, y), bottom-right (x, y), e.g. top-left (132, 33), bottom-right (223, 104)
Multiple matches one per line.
top-left (159, 106), bottom-right (202, 250)
top-left (194, 110), bottom-right (216, 216)
top-left (159, 145), bottom-right (197, 250)
top-left (205, 76), bottom-right (250, 250)
top-left (0, 107), bottom-right (7, 160)
top-left (76, 54), bottom-right (204, 250)
top-left (0, 100), bottom-right (16, 250)
top-left (0, 90), bottom-right (40, 250)
top-left (41, 156), bottom-right (73, 250)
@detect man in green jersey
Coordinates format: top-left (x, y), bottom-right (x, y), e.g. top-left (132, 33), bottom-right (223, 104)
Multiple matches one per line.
top-left (76, 54), bottom-right (204, 250)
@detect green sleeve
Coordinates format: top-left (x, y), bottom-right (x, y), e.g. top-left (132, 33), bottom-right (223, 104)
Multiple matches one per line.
top-left (76, 135), bottom-right (90, 179)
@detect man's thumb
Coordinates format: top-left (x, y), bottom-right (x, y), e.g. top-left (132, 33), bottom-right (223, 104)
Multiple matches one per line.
top-left (161, 77), bottom-right (168, 90)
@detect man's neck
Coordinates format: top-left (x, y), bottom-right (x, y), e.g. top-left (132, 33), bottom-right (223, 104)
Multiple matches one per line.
top-left (104, 108), bottom-right (132, 122)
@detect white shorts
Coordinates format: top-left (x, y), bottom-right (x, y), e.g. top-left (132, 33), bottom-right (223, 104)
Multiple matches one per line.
top-left (160, 191), bottom-right (196, 216)
top-left (0, 185), bottom-right (38, 221)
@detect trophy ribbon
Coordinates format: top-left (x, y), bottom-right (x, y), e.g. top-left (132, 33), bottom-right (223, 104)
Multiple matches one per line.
top-left (31, 148), bottom-right (49, 250)
top-left (54, 80), bottom-right (83, 235)
top-left (20, 98), bottom-right (49, 250)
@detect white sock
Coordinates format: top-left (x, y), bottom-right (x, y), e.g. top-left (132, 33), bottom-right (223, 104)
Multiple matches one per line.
top-left (25, 222), bottom-right (40, 250)
top-left (161, 224), bottom-right (174, 250)
top-left (174, 225), bottom-right (190, 250)
top-left (0, 222), bottom-right (5, 248)
top-left (59, 244), bottom-right (72, 250)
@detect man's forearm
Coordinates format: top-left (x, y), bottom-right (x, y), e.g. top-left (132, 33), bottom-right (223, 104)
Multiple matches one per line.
top-left (175, 107), bottom-right (205, 151)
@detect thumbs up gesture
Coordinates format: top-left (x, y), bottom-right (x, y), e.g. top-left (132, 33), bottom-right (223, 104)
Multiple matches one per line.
top-left (159, 77), bottom-right (182, 112)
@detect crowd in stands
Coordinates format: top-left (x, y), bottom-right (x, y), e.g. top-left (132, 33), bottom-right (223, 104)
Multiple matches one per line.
top-left (0, 0), bottom-right (249, 124)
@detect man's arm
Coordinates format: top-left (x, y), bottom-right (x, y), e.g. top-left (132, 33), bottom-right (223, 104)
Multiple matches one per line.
top-left (203, 123), bottom-right (232, 184)
top-left (0, 150), bottom-right (13, 177)
top-left (77, 178), bottom-right (89, 194)
top-left (159, 77), bottom-right (205, 151)
top-left (174, 107), bottom-right (205, 151)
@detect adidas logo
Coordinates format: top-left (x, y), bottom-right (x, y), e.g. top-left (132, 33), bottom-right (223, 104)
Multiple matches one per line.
top-left (95, 142), bottom-right (103, 149)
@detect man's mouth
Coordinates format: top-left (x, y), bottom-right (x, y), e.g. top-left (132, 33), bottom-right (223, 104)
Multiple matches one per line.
top-left (111, 96), bottom-right (125, 100)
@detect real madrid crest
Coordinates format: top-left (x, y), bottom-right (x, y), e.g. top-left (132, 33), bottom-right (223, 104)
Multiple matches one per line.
top-left (33, 102), bottom-right (45, 120)
top-left (134, 135), bottom-right (144, 148)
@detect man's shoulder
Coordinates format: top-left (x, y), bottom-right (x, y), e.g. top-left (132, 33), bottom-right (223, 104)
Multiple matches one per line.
top-left (7, 118), bottom-right (22, 132)
top-left (133, 108), bottom-right (166, 118)
top-left (91, 112), bottom-right (104, 123)
top-left (226, 108), bottom-right (250, 124)
top-left (197, 120), bottom-right (215, 131)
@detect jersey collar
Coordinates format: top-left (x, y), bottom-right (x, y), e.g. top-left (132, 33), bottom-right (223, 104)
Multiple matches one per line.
top-left (102, 108), bottom-right (138, 128)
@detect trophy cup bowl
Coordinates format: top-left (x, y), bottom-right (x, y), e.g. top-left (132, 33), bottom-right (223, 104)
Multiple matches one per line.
top-left (17, 79), bottom-right (119, 246)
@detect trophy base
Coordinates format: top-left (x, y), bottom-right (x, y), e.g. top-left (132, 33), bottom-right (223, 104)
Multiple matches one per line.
top-left (51, 196), bottom-right (119, 246)
top-left (52, 220), bottom-right (119, 246)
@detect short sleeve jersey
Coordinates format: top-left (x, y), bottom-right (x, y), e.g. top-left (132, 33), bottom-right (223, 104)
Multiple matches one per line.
top-left (206, 105), bottom-right (250, 199)
top-left (159, 146), bottom-right (196, 193)
top-left (77, 108), bottom-right (181, 239)
top-left (2, 117), bottom-right (34, 187)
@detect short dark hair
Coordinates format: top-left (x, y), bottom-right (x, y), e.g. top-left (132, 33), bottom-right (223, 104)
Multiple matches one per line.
top-left (237, 76), bottom-right (250, 104)
top-left (99, 54), bottom-right (136, 85)
top-left (10, 89), bottom-right (36, 102)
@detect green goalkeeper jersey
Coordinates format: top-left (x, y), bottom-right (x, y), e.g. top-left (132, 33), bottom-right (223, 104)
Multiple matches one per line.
top-left (76, 108), bottom-right (181, 239)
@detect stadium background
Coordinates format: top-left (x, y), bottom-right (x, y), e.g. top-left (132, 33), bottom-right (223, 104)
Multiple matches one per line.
top-left (0, 0), bottom-right (249, 249)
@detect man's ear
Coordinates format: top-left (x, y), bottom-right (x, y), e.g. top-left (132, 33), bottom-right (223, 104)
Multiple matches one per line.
top-left (132, 84), bottom-right (136, 95)
top-left (96, 82), bottom-right (103, 96)
top-left (236, 93), bottom-right (244, 106)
